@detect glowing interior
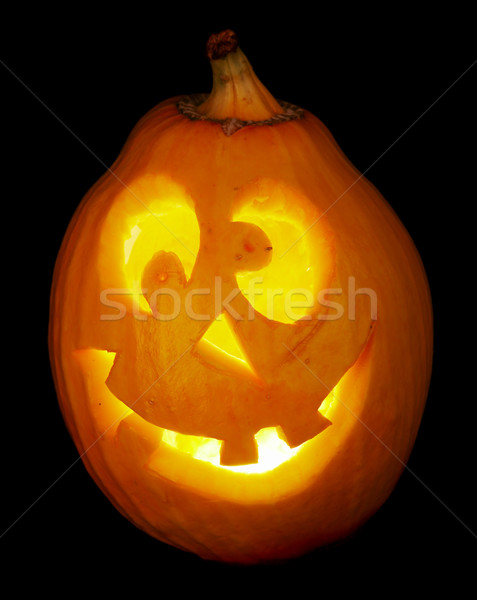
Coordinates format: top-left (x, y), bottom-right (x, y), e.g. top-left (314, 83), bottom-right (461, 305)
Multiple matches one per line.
top-left (194, 317), bottom-right (258, 381)
top-left (200, 318), bottom-right (246, 362)
top-left (161, 427), bottom-right (301, 473)
top-left (161, 383), bottom-right (336, 475)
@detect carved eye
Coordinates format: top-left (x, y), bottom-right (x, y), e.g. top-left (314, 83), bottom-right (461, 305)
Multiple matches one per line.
top-left (233, 179), bottom-right (335, 324)
top-left (122, 197), bottom-right (200, 316)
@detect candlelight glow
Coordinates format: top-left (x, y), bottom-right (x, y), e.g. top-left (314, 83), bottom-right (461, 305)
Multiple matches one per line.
top-left (160, 386), bottom-right (337, 474)
top-left (161, 427), bottom-right (302, 473)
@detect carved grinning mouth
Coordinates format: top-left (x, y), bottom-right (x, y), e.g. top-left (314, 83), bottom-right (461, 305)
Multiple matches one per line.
top-left (73, 347), bottom-right (342, 475)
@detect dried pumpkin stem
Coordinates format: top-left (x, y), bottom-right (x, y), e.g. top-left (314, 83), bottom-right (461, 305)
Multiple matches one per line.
top-left (178, 30), bottom-right (304, 135)
top-left (196, 29), bottom-right (283, 122)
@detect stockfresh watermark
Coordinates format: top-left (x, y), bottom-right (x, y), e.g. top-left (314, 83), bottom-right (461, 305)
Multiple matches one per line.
top-left (99, 275), bottom-right (378, 323)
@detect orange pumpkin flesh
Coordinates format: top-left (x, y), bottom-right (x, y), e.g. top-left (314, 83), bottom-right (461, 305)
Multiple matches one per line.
top-left (49, 30), bottom-right (433, 563)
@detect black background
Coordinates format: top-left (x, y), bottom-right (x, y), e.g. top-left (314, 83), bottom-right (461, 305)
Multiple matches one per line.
top-left (1, 5), bottom-right (475, 594)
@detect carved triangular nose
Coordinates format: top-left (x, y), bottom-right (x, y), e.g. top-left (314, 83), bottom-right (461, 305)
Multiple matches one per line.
top-left (194, 317), bottom-right (259, 381)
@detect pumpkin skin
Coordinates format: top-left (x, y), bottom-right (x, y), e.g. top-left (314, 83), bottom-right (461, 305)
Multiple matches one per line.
top-left (49, 31), bottom-right (433, 563)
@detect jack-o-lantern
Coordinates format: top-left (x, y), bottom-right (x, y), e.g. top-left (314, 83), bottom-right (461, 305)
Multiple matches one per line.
top-left (49, 30), bottom-right (433, 563)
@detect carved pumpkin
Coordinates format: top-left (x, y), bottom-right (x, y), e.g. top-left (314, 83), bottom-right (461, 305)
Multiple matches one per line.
top-left (49, 30), bottom-right (433, 563)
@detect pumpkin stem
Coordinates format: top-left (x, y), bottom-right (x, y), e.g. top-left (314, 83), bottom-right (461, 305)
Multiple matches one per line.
top-left (196, 30), bottom-right (283, 121)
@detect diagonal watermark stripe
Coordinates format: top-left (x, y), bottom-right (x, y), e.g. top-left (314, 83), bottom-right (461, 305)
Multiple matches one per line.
top-left (0, 57), bottom-right (197, 259)
top-left (279, 56), bottom-right (477, 260)
top-left (283, 343), bottom-right (477, 540)
top-left (0, 344), bottom-right (193, 540)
